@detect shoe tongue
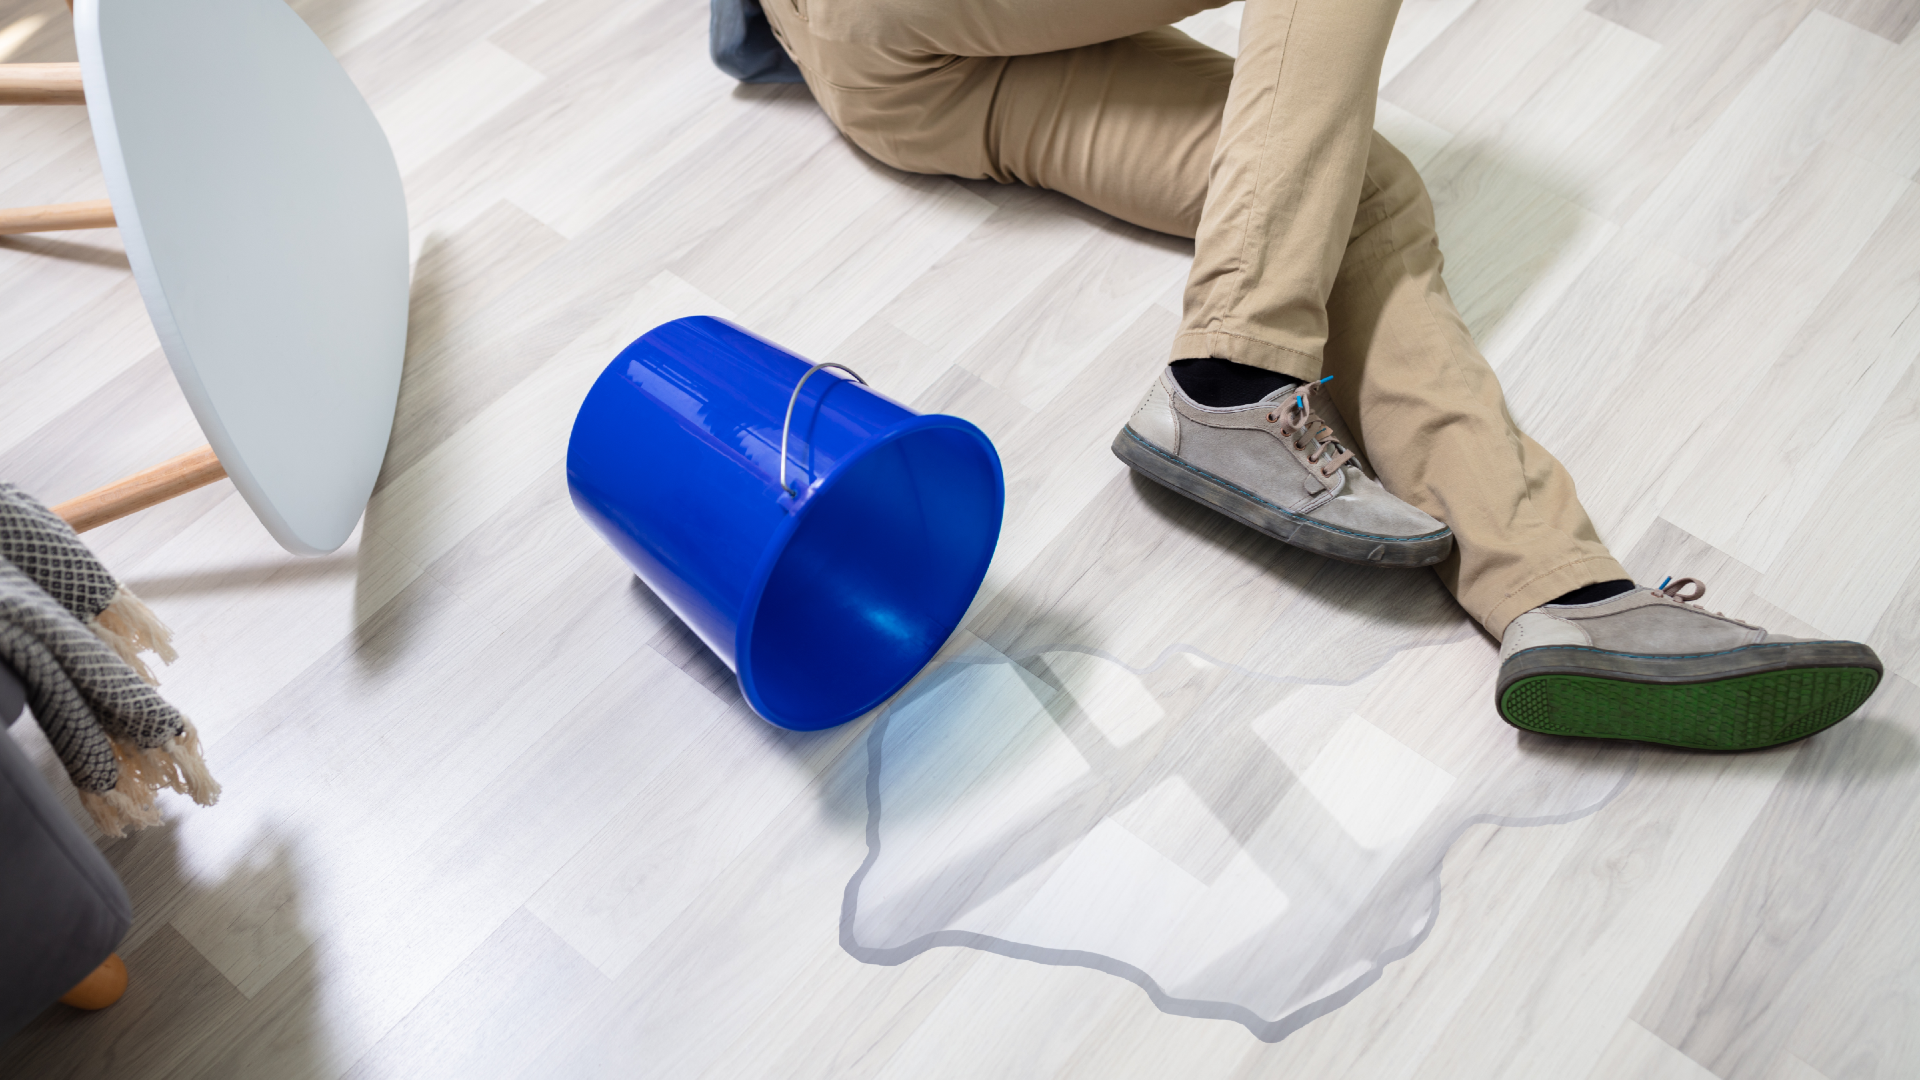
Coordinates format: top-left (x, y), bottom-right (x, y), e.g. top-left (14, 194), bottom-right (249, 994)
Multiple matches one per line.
top-left (1256, 382), bottom-right (1305, 405)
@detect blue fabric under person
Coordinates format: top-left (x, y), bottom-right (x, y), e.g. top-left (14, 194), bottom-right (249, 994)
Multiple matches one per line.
top-left (711, 0), bottom-right (803, 83)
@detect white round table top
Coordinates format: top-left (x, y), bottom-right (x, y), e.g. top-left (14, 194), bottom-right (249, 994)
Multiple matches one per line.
top-left (76, 0), bottom-right (409, 555)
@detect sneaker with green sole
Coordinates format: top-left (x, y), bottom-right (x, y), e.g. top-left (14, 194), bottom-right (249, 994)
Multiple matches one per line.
top-left (1496, 578), bottom-right (1882, 751)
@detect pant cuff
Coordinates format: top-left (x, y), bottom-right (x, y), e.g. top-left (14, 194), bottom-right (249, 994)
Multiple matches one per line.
top-left (1170, 329), bottom-right (1322, 382)
top-left (1478, 554), bottom-right (1632, 639)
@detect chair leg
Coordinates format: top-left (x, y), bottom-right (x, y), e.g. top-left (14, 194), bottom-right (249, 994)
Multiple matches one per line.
top-left (0, 61), bottom-right (83, 104)
top-left (59, 953), bottom-right (128, 1010)
top-left (0, 199), bottom-right (115, 235)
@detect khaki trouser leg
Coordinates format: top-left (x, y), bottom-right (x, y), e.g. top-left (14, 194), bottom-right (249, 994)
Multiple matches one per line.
top-left (1172, 0), bottom-right (1401, 378)
top-left (761, 0), bottom-right (1235, 238)
top-left (761, 0), bottom-right (1628, 636)
top-left (1324, 136), bottom-right (1627, 635)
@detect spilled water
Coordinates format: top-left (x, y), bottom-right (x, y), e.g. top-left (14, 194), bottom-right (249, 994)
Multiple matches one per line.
top-left (841, 636), bottom-right (1636, 1041)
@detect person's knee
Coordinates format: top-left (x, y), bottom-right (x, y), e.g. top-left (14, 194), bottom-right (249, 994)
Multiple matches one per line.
top-left (1351, 132), bottom-right (1439, 256)
top-left (1365, 134), bottom-right (1434, 219)
top-left (794, 39), bottom-right (1001, 180)
top-left (828, 86), bottom-right (999, 179)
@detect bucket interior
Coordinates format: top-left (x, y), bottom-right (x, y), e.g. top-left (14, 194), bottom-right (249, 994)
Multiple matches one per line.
top-left (744, 424), bottom-right (1001, 730)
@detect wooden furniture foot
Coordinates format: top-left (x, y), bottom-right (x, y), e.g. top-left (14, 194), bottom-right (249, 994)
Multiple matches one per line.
top-left (59, 953), bottom-right (128, 1010)
top-left (0, 198), bottom-right (115, 235)
top-left (53, 445), bottom-right (229, 533)
top-left (0, 61), bottom-right (83, 104)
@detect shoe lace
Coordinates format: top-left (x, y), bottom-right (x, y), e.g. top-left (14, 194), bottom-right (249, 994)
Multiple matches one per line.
top-left (1657, 576), bottom-right (1705, 602)
top-left (1265, 377), bottom-right (1355, 480)
top-left (1651, 572), bottom-right (1766, 630)
top-left (1655, 576), bottom-right (1733, 618)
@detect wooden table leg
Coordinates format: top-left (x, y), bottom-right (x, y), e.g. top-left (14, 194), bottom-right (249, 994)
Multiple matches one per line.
top-left (52, 446), bottom-right (229, 532)
top-left (0, 199), bottom-right (115, 235)
top-left (0, 62), bottom-right (83, 104)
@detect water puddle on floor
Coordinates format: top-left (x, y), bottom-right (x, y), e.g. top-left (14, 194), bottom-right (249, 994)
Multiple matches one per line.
top-left (842, 637), bottom-right (1636, 1041)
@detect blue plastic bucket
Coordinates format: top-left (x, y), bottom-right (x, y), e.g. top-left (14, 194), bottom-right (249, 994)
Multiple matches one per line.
top-left (566, 317), bottom-right (1005, 731)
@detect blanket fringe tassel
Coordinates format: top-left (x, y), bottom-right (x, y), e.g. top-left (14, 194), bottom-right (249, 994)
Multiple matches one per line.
top-left (81, 718), bottom-right (222, 837)
top-left (88, 586), bottom-right (177, 685)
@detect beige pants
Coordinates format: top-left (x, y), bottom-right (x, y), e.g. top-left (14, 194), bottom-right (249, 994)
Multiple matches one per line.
top-left (760, 0), bottom-right (1628, 636)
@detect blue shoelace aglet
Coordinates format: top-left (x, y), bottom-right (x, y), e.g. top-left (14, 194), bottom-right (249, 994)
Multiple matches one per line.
top-left (1316, 375), bottom-right (1333, 386)
top-left (1658, 575), bottom-right (1672, 590)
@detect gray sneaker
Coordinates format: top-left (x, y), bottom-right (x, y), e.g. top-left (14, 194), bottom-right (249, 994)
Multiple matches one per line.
top-left (1111, 367), bottom-right (1452, 567)
top-left (1497, 578), bottom-right (1883, 750)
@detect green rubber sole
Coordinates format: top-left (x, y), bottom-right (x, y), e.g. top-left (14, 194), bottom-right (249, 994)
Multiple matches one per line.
top-left (1499, 665), bottom-right (1882, 751)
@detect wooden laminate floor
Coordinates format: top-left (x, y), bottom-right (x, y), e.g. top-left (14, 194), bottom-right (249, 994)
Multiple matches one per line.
top-left (3, 0), bottom-right (1919, 1076)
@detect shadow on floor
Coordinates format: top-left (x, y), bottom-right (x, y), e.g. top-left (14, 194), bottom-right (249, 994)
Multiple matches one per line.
top-left (0, 813), bottom-right (327, 1079)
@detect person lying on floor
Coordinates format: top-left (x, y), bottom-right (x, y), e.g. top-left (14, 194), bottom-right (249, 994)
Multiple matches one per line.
top-left (711, 0), bottom-right (1884, 749)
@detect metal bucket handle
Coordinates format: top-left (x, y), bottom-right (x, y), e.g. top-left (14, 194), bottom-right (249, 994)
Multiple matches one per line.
top-left (779, 361), bottom-right (868, 498)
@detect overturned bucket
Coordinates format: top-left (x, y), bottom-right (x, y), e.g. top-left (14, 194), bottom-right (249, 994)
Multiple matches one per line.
top-left (566, 317), bottom-right (1005, 731)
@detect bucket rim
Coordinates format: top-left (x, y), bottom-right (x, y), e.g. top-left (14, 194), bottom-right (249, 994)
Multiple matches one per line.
top-left (733, 410), bottom-right (1005, 731)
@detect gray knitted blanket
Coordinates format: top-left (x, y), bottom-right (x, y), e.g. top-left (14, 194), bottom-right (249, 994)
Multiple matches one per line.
top-left (0, 483), bottom-right (219, 836)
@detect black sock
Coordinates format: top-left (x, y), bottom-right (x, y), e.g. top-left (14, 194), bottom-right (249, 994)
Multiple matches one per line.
top-left (1170, 357), bottom-right (1302, 407)
top-left (1548, 579), bottom-right (1636, 606)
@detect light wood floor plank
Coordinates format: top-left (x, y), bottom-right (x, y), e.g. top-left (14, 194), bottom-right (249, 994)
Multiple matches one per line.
top-left (1372, 100), bottom-right (1453, 172)
top-left (1818, 0), bottom-right (1920, 42)
top-left (1583, 1018), bottom-right (1723, 1080)
top-left (339, 909), bottom-right (608, 1080)
top-left (1659, 168), bottom-right (1919, 572)
top-left (1406, 745), bottom-right (1794, 1080)
top-left (1411, 13), bottom-right (1655, 360)
top-left (696, 934), bottom-right (981, 1080)
top-left (334, 0), bottom-right (533, 107)
top-left (1571, 0), bottom-right (1822, 223)
top-left (524, 694), bottom-right (838, 979)
top-left (1584, 0), bottom-right (1696, 43)
top-left (1626, 12), bottom-right (1891, 268)
top-left (967, 308), bottom-right (1176, 589)
top-left (1382, 0), bottom-right (1590, 134)
top-left (1518, 156), bottom-right (1909, 558)
top-left (867, 957), bottom-right (1148, 1080)
top-left (372, 39), bottom-right (546, 176)
top-left (1830, 31), bottom-right (1920, 177)
top-left (0, 350), bottom-right (202, 509)
top-left (1870, 559), bottom-right (1920, 685)
top-left (0, 280), bottom-right (160, 464)
top-left (377, 200), bottom-right (570, 483)
top-left (1379, 0), bottom-right (1478, 86)
top-left (878, 186), bottom-right (1111, 369)
top-left (1218, 818), bottom-right (1595, 1079)
top-left (1773, 741), bottom-right (1920, 1080)
top-left (535, 734), bottom-right (873, 1079)
top-left (952, 218), bottom-right (1190, 411)
top-left (1757, 358), bottom-right (1920, 640)
top-left (666, 139), bottom-right (992, 351)
top-left (1491, 232), bottom-right (1709, 550)
top-left (0, 98), bottom-right (95, 198)
top-left (1633, 675), bottom-right (1920, 1080)
top-left (1768, 1053), bottom-right (1839, 1080)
